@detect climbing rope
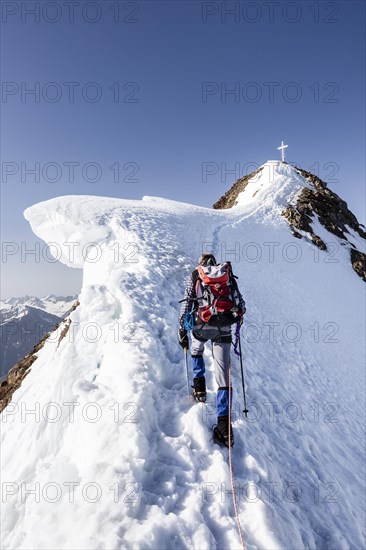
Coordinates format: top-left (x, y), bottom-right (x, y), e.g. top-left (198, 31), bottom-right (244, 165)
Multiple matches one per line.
top-left (184, 314), bottom-right (247, 547)
top-left (228, 366), bottom-right (246, 550)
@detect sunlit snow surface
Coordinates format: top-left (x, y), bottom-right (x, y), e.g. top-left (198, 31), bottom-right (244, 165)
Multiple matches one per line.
top-left (1, 162), bottom-right (365, 549)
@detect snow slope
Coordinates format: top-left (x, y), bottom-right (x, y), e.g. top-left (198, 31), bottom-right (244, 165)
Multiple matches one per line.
top-left (1, 161), bottom-right (365, 550)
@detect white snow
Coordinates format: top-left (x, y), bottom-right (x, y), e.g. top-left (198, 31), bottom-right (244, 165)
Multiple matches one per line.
top-left (1, 162), bottom-right (365, 549)
top-left (234, 161), bottom-right (311, 217)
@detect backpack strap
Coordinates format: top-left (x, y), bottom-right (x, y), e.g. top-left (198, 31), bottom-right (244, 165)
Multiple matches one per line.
top-left (193, 268), bottom-right (205, 309)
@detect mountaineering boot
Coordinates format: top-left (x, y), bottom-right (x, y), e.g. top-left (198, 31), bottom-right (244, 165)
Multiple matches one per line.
top-left (213, 416), bottom-right (234, 448)
top-left (192, 376), bottom-right (206, 403)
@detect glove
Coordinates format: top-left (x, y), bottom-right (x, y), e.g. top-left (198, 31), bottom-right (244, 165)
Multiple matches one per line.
top-left (178, 328), bottom-right (189, 350)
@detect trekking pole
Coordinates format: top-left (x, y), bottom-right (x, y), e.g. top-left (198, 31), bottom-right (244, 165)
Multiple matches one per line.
top-left (238, 329), bottom-right (249, 417)
top-left (184, 347), bottom-right (190, 397)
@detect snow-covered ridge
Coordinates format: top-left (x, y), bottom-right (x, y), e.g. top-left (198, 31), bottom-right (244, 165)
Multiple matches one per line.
top-left (23, 194), bottom-right (216, 270)
top-left (22, 162), bottom-right (309, 272)
top-left (1, 163), bottom-right (365, 549)
top-left (213, 161), bottom-right (308, 214)
top-left (234, 161), bottom-right (309, 210)
top-left (214, 161), bottom-right (366, 281)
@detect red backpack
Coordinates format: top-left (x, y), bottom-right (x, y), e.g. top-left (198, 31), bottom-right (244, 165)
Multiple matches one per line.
top-left (194, 262), bottom-right (242, 327)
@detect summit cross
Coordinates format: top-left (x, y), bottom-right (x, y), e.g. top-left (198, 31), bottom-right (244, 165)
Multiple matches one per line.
top-left (277, 141), bottom-right (288, 162)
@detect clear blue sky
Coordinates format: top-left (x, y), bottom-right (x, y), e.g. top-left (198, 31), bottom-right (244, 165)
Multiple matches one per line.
top-left (1, 0), bottom-right (365, 298)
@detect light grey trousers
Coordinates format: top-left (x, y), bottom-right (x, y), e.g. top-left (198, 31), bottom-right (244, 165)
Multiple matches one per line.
top-left (190, 326), bottom-right (231, 387)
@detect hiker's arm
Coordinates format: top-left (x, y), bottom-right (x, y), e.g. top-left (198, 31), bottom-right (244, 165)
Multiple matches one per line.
top-left (179, 275), bottom-right (195, 329)
top-left (235, 281), bottom-right (246, 315)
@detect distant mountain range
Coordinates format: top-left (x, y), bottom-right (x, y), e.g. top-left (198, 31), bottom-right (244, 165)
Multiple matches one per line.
top-left (0, 294), bottom-right (77, 377)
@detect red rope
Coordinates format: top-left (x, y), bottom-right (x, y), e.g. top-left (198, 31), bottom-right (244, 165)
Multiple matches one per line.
top-left (228, 367), bottom-right (246, 550)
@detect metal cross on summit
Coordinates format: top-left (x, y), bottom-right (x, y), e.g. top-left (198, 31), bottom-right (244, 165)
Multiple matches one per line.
top-left (277, 141), bottom-right (288, 162)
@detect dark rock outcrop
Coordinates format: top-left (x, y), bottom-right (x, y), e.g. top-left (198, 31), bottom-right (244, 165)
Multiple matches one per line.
top-left (213, 167), bottom-right (263, 210)
top-left (285, 167), bottom-right (366, 240)
top-left (282, 167), bottom-right (366, 281)
top-left (350, 249), bottom-right (366, 282)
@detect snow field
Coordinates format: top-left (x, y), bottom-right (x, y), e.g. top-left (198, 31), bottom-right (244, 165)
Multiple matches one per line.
top-left (1, 162), bottom-right (365, 549)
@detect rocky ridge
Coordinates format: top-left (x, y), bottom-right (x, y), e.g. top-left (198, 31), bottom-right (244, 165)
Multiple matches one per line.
top-left (213, 163), bottom-right (366, 282)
